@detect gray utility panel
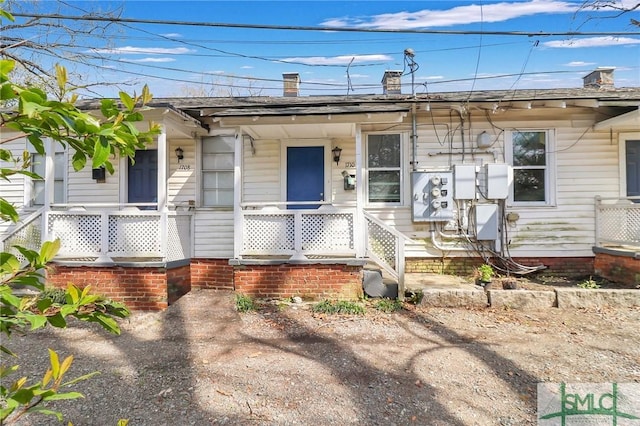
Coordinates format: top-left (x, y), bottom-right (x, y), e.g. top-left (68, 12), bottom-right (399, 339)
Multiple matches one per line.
top-left (411, 171), bottom-right (454, 222)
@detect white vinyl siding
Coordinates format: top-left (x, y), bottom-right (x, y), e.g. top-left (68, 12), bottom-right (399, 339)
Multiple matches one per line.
top-left (202, 136), bottom-right (234, 207)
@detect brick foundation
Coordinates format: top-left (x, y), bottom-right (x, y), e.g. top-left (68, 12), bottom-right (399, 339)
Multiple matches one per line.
top-left (233, 263), bottom-right (363, 300)
top-left (190, 258), bottom-right (234, 290)
top-left (167, 264), bottom-right (191, 305)
top-left (594, 251), bottom-right (640, 288)
top-left (47, 264), bottom-right (171, 311)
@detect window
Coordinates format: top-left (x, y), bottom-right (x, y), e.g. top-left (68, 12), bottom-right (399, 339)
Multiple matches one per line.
top-left (366, 134), bottom-right (402, 204)
top-left (507, 130), bottom-right (555, 205)
top-left (202, 136), bottom-right (234, 207)
top-left (30, 152), bottom-right (65, 206)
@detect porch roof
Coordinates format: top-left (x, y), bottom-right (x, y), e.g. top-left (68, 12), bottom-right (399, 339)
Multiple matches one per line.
top-left (593, 107), bottom-right (640, 130)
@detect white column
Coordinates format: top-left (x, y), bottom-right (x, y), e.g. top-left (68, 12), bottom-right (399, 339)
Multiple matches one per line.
top-left (354, 125), bottom-right (365, 257)
top-left (157, 124), bottom-right (167, 212)
top-left (233, 129), bottom-right (243, 259)
top-left (43, 138), bottom-right (54, 209)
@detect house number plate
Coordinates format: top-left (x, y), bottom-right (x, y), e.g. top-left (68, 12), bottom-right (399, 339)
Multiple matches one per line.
top-left (345, 162), bottom-right (355, 167)
top-left (178, 164), bottom-right (191, 170)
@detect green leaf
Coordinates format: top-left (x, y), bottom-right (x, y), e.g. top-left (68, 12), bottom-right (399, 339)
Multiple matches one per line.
top-left (0, 59), bottom-right (16, 80)
top-left (11, 387), bottom-right (35, 404)
top-left (26, 408), bottom-right (63, 421)
top-left (49, 348), bottom-right (60, 379)
top-left (0, 82), bottom-right (16, 100)
top-left (92, 138), bottom-right (110, 168)
top-left (61, 371), bottom-right (99, 387)
top-left (0, 198), bottom-right (19, 222)
top-left (0, 252), bottom-right (20, 273)
top-left (71, 150), bottom-right (86, 171)
top-left (46, 313), bottom-right (67, 328)
top-left (24, 313), bottom-right (48, 330)
top-left (119, 91), bottom-right (135, 111)
top-left (42, 391), bottom-right (84, 401)
top-left (55, 64), bottom-right (67, 93)
top-left (39, 239), bottom-right (61, 264)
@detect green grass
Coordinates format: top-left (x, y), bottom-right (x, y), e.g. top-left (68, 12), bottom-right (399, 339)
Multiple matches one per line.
top-left (235, 293), bottom-right (257, 312)
top-left (577, 277), bottom-right (600, 289)
top-left (373, 298), bottom-right (403, 313)
top-left (311, 300), bottom-right (365, 315)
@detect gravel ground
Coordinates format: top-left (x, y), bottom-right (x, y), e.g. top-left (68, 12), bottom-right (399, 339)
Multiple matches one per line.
top-left (3, 289), bottom-right (640, 426)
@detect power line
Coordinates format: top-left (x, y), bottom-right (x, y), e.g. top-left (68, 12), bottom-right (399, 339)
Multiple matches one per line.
top-left (11, 13), bottom-right (640, 37)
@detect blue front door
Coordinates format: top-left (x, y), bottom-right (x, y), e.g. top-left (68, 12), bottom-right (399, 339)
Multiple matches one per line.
top-left (287, 146), bottom-right (324, 209)
top-left (626, 140), bottom-right (640, 199)
top-left (128, 149), bottom-right (157, 206)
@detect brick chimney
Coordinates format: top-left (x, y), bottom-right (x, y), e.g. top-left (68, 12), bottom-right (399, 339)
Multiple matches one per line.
top-left (382, 70), bottom-right (403, 95)
top-left (583, 67), bottom-right (615, 89)
top-left (283, 73), bottom-right (300, 97)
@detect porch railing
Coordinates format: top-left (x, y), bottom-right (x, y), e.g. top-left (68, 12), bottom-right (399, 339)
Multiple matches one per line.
top-left (364, 211), bottom-right (408, 295)
top-left (595, 196), bottom-right (640, 249)
top-left (1, 208), bottom-right (44, 264)
top-left (42, 207), bottom-right (192, 263)
top-left (240, 207), bottom-right (356, 258)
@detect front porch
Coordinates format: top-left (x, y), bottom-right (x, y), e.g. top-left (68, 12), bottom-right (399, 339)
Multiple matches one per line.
top-left (593, 197), bottom-right (640, 286)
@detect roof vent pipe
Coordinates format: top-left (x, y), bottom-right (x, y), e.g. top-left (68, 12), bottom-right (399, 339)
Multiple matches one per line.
top-left (283, 73), bottom-right (300, 97)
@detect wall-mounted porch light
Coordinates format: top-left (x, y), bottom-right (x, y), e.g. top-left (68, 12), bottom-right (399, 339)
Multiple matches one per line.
top-left (332, 146), bottom-right (342, 165)
top-left (175, 147), bottom-right (184, 162)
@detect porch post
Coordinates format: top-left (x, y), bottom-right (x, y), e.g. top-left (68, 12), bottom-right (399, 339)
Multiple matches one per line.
top-left (41, 138), bottom-right (54, 245)
top-left (354, 125), bottom-right (365, 257)
top-left (43, 138), bottom-right (54, 209)
top-left (233, 130), bottom-right (243, 259)
top-left (157, 124), bottom-right (168, 212)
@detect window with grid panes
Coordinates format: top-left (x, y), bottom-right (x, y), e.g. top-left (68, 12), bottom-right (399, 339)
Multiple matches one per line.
top-left (366, 134), bottom-right (402, 204)
top-left (202, 136), bottom-right (234, 207)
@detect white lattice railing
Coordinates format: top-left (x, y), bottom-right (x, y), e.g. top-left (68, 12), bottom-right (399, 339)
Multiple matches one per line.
top-left (364, 211), bottom-right (408, 293)
top-left (46, 208), bottom-right (192, 262)
top-left (240, 207), bottom-right (356, 258)
top-left (1, 209), bottom-right (44, 264)
top-left (595, 197), bottom-right (640, 249)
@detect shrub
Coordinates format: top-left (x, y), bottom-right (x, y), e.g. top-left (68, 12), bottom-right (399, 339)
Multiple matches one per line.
top-left (374, 298), bottom-right (403, 313)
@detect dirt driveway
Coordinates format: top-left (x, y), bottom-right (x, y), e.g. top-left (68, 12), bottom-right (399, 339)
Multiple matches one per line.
top-left (6, 289), bottom-right (640, 425)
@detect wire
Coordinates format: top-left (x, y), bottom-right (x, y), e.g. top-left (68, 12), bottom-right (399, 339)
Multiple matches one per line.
top-left (12, 13), bottom-right (640, 37)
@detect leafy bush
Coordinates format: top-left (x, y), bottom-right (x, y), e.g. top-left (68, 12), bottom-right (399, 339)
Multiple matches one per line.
top-left (311, 300), bottom-right (365, 315)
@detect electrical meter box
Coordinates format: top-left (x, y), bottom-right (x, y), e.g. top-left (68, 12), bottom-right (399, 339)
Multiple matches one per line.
top-left (453, 164), bottom-right (477, 200)
top-left (485, 163), bottom-right (511, 200)
top-left (411, 171), bottom-right (454, 222)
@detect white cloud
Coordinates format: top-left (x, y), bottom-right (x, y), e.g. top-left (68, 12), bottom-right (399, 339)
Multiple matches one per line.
top-left (281, 54), bottom-right (391, 66)
top-left (564, 61), bottom-right (596, 67)
top-left (544, 37), bottom-right (640, 48)
top-left (88, 46), bottom-right (193, 55)
top-left (127, 57), bottom-right (176, 63)
top-left (160, 33), bottom-right (182, 38)
top-left (322, 0), bottom-right (578, 29)
top-left (241, 66), bottom-right (254, 69)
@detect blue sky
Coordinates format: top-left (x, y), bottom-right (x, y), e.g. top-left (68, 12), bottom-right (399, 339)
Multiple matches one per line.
top-left (8, 0), bottom-right (640, 98)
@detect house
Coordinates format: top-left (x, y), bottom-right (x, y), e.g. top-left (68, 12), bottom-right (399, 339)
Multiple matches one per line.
top-left (2, 69), bottom-right (639, 309)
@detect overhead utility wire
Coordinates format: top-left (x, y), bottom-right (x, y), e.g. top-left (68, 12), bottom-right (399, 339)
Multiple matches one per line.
top-left (11, 13), bottom-right (640, 37)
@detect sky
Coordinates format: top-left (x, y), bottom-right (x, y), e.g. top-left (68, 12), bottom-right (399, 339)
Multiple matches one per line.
top-left (6, 0), bottom-right (640, 98)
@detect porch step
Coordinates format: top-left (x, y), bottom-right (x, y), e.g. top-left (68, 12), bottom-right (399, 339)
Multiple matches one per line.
top-left (362, 268), bottom-right (398, 299)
